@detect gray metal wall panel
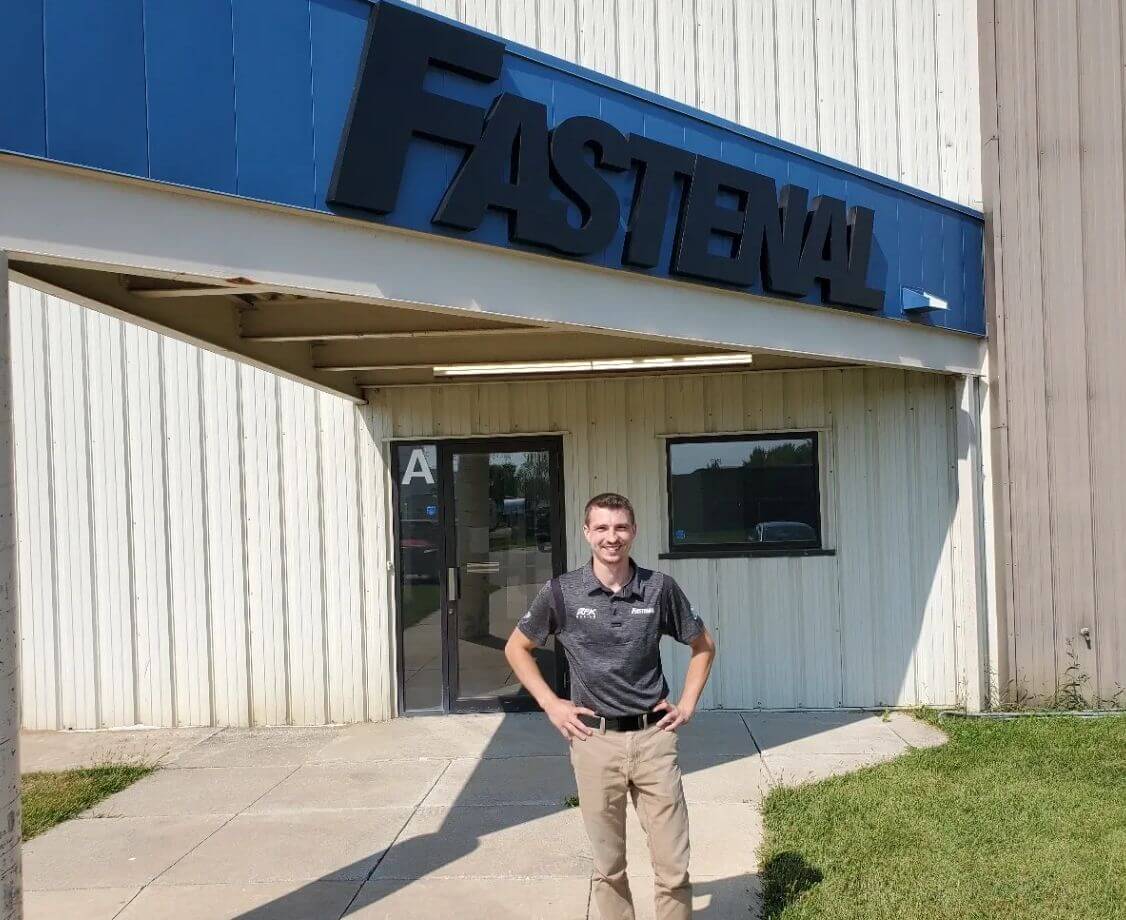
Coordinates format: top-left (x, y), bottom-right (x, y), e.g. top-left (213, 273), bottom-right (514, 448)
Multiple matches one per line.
top-left (982, 0), bottom-right (1126, 706)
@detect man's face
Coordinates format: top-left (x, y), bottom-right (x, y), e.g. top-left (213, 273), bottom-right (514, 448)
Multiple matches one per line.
top-left (583, 506), bottom-right (637, 566)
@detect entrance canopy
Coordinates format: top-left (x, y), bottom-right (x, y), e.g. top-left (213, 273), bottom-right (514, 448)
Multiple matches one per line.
top-left (0, 0), bottom-right (987, 398)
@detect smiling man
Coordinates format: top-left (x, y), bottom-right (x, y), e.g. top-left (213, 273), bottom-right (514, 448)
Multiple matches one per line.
top-left (505, 492), bottom-right (717, 920)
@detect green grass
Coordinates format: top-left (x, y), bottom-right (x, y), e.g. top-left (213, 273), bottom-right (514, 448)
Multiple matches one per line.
top-left (759, 712), bottom-right (1126, 920)
top-left (22, 763), bottom-right (156, 840)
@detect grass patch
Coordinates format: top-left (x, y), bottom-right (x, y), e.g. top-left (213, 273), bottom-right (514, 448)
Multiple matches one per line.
top-left (760, 712), bottom-right (1126, 920)
top-left (22, 763), bottom-right (156, 840)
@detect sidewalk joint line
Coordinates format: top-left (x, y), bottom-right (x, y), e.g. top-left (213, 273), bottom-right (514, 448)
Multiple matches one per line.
top-left (141, 760), bottom-right (305, 892)
top-left (109, 885), bottom-right (145, 920)
top-left (336, 758), bottom-right (455, 920)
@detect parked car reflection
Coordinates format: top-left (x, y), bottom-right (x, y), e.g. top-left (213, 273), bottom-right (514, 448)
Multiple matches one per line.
top-left (748, 521), bottom-right (818, 544)
top-left (401, 518), bottom-right (440, 583)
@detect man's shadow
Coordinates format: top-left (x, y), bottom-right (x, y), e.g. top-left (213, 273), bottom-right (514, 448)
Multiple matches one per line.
top-left (230, 710), bottom-right (832, 919)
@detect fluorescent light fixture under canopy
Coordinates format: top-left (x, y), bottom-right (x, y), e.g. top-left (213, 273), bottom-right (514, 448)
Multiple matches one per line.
top-left (432, 354), bottom-right (755, 377)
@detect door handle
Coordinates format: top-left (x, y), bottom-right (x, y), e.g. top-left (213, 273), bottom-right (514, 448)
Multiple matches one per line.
top-left (447, 567), bottom-right (459, 603)
top-left (465, 561), bottom-right (501, 574)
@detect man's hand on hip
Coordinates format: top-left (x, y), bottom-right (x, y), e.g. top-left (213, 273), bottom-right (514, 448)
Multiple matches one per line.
top-left (654, 698), bottom-right (693, 731)
top-left (546, 699), bottom-right (597, 740)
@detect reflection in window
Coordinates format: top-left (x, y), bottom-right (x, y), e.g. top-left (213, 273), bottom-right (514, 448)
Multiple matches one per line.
top-left (668, 433), bottom-right (821, 552)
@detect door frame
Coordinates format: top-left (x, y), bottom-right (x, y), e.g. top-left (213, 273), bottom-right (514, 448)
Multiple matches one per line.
top-left (391, 435), bottom-right (568, 716)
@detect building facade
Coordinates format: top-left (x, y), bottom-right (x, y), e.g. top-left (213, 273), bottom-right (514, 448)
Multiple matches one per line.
top-left (0, 0), bottom-right (1111, 735)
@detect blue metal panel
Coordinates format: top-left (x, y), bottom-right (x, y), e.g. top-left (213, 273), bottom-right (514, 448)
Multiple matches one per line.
top-left (143, 0), bottom-right (238, 193)
top-left (230, 0), bottom-right (316, 207)
top-left (310, 0), bottom-right (370, 206)
top-left (0, 0), bottom-right (46, 156)
top-left (44, 0), bottom-right (148, 176)
top-left (962, 223), bottom-right (986, 335)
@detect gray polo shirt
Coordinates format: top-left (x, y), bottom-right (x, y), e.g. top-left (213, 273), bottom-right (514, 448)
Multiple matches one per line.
top-left (517, 560), bottom-right (705, 717)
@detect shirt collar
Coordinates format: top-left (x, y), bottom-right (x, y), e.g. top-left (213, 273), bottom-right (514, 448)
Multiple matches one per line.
top-left (583, 559), bottom-right (645, 600)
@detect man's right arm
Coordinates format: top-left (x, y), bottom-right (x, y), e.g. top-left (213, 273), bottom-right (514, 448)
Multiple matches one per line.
top-left (505, 584), bottom-right (594, 740)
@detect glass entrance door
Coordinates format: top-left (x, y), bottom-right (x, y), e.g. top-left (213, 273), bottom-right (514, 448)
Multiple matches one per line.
top-left (393, 437), bottom-right (566, 713)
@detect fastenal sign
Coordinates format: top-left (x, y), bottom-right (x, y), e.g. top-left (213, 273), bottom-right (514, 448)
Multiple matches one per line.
top-left (328, 2), bottom-right (984, 331)
top-left (0, 0), bottom-right (986, 334)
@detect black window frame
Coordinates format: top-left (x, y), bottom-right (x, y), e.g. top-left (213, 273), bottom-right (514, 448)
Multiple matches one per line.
top-left (664, 431), bottom-right (825, 558)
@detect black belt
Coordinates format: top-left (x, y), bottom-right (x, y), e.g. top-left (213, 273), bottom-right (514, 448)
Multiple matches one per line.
top-left (579, 709), bottom-right (665, 732)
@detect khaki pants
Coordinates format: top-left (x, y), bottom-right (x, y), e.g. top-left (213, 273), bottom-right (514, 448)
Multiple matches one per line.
top-left (569, 721), bottom-right (692, 920)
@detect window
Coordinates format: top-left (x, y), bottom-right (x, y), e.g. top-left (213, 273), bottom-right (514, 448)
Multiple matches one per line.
top-left (666, 433), bottom-right (822, 554)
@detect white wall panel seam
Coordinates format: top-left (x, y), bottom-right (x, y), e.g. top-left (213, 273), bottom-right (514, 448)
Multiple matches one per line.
top-left (810, 0), bottom-right (822, 151)
top-left (40, 300), bottom-right (64, 728)
top-left (981, 0), bottom-right (1018, 692)
top-left (729, 0), bottom-right (744, 124)
top-left (313, 393), bottom-right (332, 724)
top-left (849, 0), bottom-right (861, 162)
top-left (155, 336), bottom-right (178, 726)
top-left (690, 0), bottom-right (701, 107)
top-left (771, 0), bottom-right (782, 135)
top-left (272, 375), bottom-right (294, 725)
top-left (195, 348), bottom-right (218, 726)
top-left (116, 320), bottom-right (141, 727)
top-left (828, 371), bottom-right (846, 706)
top-left (78, 309), bottom-right (103, 726)
top-left (945, 378), bottom-right (962, 702)
top-left (613, 0), bottom-right (622, 76)
top-left (1028, 3), bottom-right (1060, 684)
top-left (234, 361), bottom-right (255, 726)
top-left (889, 1), bottom-right (904, 183)
top-left (1074, 0), bottom-right (1104, 699)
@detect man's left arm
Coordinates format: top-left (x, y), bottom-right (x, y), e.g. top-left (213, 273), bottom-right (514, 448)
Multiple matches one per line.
top-left (654, 578), bottom-right (717, 731)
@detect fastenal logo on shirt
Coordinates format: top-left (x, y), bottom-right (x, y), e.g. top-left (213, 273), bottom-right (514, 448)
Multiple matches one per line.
top-left (630, 607), bottom-right (656, 615)
top-left (576, 607), bottom-right (598, 619)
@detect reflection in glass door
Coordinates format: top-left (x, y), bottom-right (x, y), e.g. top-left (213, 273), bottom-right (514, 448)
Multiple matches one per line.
top-left (393, 438), bottom-right (566, 713)
top-left (448, 443), bottom-right (563, 710)
top-left (395, 444), bottom-right (445, 712)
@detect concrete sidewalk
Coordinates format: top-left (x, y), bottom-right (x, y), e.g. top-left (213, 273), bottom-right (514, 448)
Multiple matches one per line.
top-left (20, 711), bottom-right (945, 920)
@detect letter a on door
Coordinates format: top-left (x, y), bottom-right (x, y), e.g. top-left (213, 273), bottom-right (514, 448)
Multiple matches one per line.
top-left (401, 447), bottom-right (436, 485)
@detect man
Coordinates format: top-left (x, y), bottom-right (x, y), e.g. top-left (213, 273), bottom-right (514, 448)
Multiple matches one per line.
top-left (505, 492), bottom-right (717, 920)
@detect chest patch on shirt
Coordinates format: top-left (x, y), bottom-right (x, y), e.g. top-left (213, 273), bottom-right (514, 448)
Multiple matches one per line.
top-left (575, 607), bottom-right (598, 619)
top-left (630, 607), bottom-right (655, 615)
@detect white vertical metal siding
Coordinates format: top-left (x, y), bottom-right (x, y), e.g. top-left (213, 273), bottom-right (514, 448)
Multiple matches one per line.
top-left (372, 368), bottom-right (964, 709)
top-left (413, 0), bottom-right (982, 208)
top-left (11, 285), bottom-right (394, 728)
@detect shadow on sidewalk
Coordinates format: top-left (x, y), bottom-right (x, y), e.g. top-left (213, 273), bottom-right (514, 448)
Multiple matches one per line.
top-left (228, 710), bottom-right (846, 919)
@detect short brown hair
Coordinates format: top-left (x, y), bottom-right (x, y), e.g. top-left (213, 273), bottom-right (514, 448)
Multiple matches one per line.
top-left (584, 492), bottom-right (636, 526)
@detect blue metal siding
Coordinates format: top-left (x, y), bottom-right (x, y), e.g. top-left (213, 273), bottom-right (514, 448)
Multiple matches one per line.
top-left (231, 0), bottom-right (317, 207)
top-left (310, 0), bottom-right (370, 208)
top-left (0, 0), bottom-right (46, 156)
top-left (44, 0), bottom-right (149, 176)
top-left (144, 0), bottom-right (238, 193)
top-left (0, 0), bottom-right (986, 335)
